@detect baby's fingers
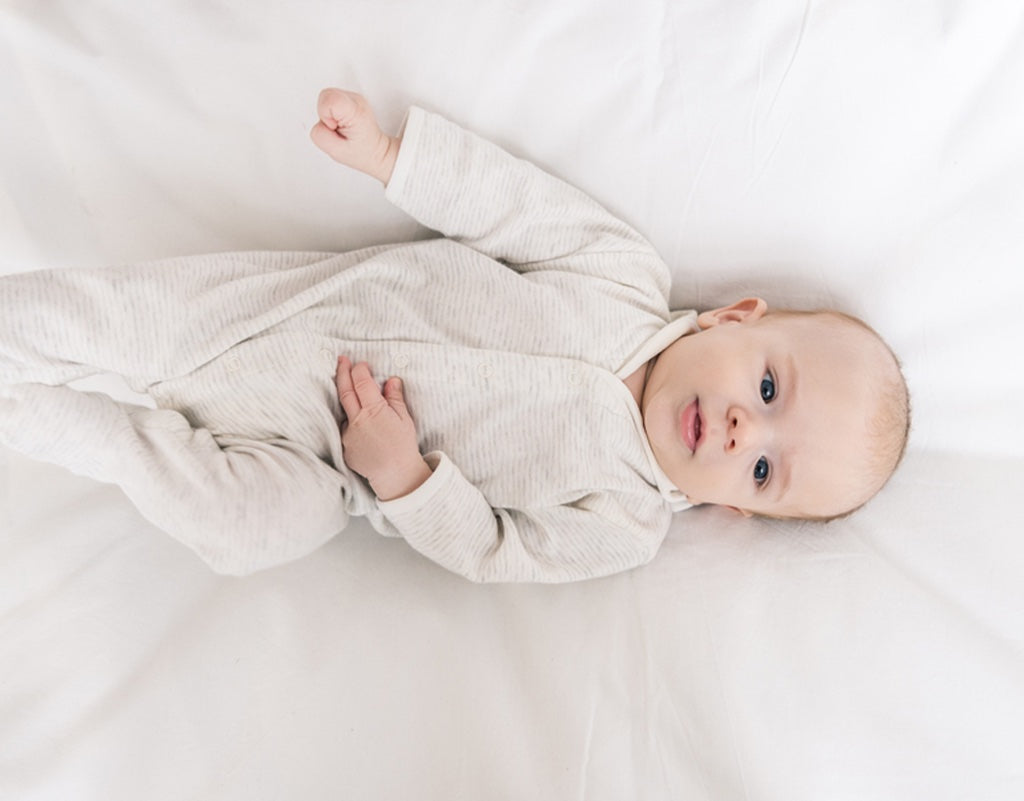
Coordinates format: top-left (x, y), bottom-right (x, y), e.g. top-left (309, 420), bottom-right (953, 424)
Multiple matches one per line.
top-left (383, 377), bottom-right (411, 417)
top-left (335, 356), bottom-right (362, 419)
top-left (310, 121), bottom-right (341, 155)
top-left (316, 88), bottom-right (360, 129)
top-left (349, 361), bottom-right (386, 409)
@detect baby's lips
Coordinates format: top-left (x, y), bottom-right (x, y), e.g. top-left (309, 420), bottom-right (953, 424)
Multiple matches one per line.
top-left (680, 399), bottom-right (701, 453)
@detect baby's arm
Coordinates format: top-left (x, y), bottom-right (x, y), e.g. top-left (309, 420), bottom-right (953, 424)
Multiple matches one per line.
top-left (312, 91), bottom-right (662, 272)
top-left (311, 89), bottom-right (670, 313)
top-left (387, 105), bottom-right (668, 296)
top-left (376, 451), bottom-right (671, 583)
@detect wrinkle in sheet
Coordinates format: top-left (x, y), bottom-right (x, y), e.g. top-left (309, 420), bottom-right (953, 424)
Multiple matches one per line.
top-left (622, 592), bottom-right (665, 798)
top-left (675, 122), bottom-right (721, 247)
top-left (631, 565), bottom-right (752, 801)
top-left (643, 667), bottom-right (716, 801)
top-left (694, 577), bottom-right (752, 801)
top-left (573, 703), bottom-right (597, 801)
top-left (745, 0), bottom-right (813, 196)
top-left (622, 584), bottom-right (713, 800)
top-left (764, 0), bottom-right (813, 122)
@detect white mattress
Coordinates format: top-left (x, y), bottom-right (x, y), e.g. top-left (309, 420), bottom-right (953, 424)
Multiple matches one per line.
top-left (2, 1), bottom-right (1023, 798)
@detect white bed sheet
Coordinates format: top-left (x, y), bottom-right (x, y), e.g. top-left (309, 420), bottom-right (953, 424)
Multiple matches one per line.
top-left (2, 1), bottom-right (1023, 799)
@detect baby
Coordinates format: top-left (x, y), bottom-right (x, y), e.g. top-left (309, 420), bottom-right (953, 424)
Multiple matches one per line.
top-left (0, 89), bottom-right (909, 582)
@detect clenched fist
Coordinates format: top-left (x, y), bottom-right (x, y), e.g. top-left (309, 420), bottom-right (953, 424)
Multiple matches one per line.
top-left (310, 89), bottom-right (401, 184)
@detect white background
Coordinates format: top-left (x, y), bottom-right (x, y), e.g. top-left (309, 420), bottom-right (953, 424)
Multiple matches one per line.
top-left (2, 1), bottom-right (1023, 798)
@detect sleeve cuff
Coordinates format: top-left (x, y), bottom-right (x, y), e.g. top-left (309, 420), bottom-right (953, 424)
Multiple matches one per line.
top-left (375, 449), bottom-right (453, 519)
top-left (383, 105), bottom-right (428, 201)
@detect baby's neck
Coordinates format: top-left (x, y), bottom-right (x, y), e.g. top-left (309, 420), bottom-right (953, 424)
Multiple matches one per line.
top-left (622, 361), bottom-right (650, 409)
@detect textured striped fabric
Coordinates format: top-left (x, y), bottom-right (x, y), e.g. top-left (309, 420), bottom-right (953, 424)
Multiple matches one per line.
top-left (1, 107), bottom-right (694, 582)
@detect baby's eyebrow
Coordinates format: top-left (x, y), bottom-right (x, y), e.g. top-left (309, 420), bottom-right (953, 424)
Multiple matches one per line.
top-left (773, 356), bottom-right (796, 502)
top-left (782, 353), bottom-right (797, 401)
top-left (774, 457), bottom-right (793, 503)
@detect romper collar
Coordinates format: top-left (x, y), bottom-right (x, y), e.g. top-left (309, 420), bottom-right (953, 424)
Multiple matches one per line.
top-left (616, 309), bottom-right (700, 512)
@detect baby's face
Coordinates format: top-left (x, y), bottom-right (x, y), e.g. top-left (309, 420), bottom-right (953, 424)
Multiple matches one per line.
top-left (641, 301), bottom-right (886, 518)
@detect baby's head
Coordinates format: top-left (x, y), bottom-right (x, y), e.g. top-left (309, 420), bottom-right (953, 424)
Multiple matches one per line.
top-left (641, 298), bottom-right (909, 520)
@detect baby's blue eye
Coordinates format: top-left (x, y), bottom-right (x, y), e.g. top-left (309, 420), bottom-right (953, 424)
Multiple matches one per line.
top-left (754, 456), bottom-right (770, 485)
top-left (760, 371), bottom-right (776, 403)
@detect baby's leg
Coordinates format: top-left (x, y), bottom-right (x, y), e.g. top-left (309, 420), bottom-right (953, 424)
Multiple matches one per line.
top-left (1, 252), bottom-right (362, 572)
top-left (1, 251), bottom-right (345, 388)
top-left (1, 382), bottom-right (352, 573)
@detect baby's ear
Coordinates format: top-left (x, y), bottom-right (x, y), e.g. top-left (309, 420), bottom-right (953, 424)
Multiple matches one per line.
top-left (696, 297), bottom-right (768, 329)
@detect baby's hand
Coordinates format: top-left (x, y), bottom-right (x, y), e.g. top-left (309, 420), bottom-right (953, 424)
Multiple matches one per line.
top-left (335, 357), bottom-right (432, 501)
top-left (311, 89), bottom-right (400, 184)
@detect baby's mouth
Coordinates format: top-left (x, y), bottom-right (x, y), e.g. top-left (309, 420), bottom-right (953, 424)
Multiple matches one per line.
top-left (681, 399), bottom-right (702, 453)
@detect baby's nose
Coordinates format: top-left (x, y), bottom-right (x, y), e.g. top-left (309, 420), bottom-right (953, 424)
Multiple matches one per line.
top-left (725, 406), bottom-right (758, 452)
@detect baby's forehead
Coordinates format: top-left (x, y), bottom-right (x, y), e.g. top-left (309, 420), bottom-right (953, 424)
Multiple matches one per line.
top-left (764, 311), bottom-right (890, 366)
top-left (782, 390), bottom-right (883, 517)
top-left (764, 309), bottom-right (857, 334)
top-left (757, 310), bottom-right (907, 517)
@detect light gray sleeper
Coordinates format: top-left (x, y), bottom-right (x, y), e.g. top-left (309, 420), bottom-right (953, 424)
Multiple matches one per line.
top-left (1, 106), bottom-right (694, 582)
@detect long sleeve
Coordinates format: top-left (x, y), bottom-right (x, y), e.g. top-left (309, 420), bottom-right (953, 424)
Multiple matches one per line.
top-left (0, 383), bottom-right (349, 575)
top-left (385, 107), bottom-right (671, 307)
top-left (378, 452), bottom-right (671, 583)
